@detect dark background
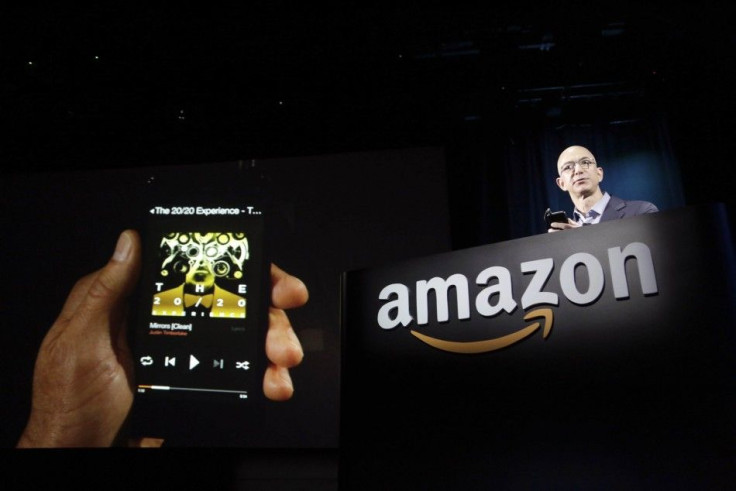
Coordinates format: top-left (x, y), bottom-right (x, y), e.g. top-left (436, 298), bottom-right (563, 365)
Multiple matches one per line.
top-left (2, 2), bottom-right (735, 489)
top-left (3, 3), bottom-right (735, 242)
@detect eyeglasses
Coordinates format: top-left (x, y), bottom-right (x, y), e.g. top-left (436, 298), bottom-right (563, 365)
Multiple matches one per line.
top-left (559, 158), bottom-right (595, 176)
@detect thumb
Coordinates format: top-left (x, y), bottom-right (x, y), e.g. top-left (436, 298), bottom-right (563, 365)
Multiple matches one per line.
top-left (65, 230), bottom-right (141, 340)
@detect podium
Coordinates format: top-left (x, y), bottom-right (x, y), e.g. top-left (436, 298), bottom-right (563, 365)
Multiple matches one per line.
top-left (340, 204), bottom-right (736, 488)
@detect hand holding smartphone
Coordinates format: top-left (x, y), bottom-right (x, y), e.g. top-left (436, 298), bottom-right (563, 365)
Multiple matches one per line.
top-left (128, 167), bottom-right (272, 445)
top-left (544, 208), bottom-right (568, 228)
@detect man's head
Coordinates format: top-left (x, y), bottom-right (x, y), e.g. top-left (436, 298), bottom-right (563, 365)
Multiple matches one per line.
top-left (159, 232), bottom-right (249, 292)
top-left (555, 145), bottom-right (604, 200)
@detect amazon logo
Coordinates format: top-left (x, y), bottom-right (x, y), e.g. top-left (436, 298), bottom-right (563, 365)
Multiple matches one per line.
top-left (376, 242), bottom-right (658, 354)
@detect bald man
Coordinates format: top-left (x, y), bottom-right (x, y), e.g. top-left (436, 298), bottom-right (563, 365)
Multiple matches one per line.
top-left (549, 145), bottom-right (658, 232)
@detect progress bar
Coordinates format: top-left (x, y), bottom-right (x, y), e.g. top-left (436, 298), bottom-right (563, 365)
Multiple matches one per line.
top-left (138, 385), bottom-right (248, 396)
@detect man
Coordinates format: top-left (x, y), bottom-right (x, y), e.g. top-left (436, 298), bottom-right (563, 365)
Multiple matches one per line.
top-left (548, 145), bottom-right (658, 232)
top-left (153, 232), bottom-right (249, 318)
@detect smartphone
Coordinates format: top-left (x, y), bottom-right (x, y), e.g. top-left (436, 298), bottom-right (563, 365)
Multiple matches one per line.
top-left (544, 208), bottom-right (568, 228)
top-left (127, 167), bottom-right (271, 445)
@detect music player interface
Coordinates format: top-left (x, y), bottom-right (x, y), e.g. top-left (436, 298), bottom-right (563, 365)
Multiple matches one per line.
top-left (134, 203), bottom-right (266, 402)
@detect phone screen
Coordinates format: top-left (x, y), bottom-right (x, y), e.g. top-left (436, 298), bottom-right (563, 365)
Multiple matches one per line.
top-left (133, 201), bottom-right (268, 406)
top-left (122, 165), bottom-right (278, 444)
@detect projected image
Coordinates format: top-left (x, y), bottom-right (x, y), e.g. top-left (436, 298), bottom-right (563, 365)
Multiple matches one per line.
top-left (151, 232), bottom-right (249, 318)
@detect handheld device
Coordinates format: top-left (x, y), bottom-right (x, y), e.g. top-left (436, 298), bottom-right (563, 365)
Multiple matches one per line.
top-left (127, 165), bottom-right (271, 445)
top-left (544, 208), bottom-right (568, 228)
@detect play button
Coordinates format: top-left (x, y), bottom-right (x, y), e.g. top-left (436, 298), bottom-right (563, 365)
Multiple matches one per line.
top-left (189, 355), bottom-right (200, 370)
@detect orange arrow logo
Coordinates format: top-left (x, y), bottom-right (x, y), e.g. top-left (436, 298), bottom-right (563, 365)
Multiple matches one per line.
top-left (409, 307), bottom-right (554, 354)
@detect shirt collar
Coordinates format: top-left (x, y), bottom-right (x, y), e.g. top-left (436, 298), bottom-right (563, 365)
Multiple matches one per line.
top-left (574, 192), bottom-right (610, 224)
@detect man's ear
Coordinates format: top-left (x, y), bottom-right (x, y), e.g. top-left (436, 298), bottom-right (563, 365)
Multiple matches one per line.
top-left (555, 176), bottom-right (566, 191)
top-left (597, 166), bottom-right (604, 183)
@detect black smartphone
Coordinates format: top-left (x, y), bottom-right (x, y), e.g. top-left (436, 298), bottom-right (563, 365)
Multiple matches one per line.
top-left (127, 166), bottom-right (271, 445)
top-left (544, 208), bottom-right (568, 228)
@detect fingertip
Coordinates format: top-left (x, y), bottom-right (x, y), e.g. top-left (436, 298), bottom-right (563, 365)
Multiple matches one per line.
top-left (112, 230), bottom-right (134, 263)
top-left (286, 327), bottom-right (304, 364)
top-left (85, 231), bottom-right (141, 306)
top-left (114, 230), bottom-right (142, 281)
top-left (263, 365), bottom-right (295, 401)
top-left (289, 276), bottom-right (309, 304)
top-left (265, 312), bottom-right (304, 368)
top-left (128, 437), bottom-right (165, 448)
top-left (271, 267), bottom-right (309, 309)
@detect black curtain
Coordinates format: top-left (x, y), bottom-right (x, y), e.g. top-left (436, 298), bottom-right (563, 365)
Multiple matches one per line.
top-left (504, 109), bottom-right (685, 238)
top-left (449, 106), bottom-right (686, 247)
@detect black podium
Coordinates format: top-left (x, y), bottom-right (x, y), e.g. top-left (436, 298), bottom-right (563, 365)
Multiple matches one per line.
top-left (340, 203), bottom-right (736, 489)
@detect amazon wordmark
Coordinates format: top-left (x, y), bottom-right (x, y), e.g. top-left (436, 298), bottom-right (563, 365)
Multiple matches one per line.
top-left (377, 242), bottom-right (658, 329)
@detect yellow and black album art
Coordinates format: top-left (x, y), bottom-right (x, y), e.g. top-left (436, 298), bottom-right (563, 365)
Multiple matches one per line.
top-left (152, 232), bottom-right (249, 318)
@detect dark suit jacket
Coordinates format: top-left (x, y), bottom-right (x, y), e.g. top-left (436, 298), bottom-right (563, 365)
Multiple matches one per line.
top-left (599, 195), bottom-right (659, 222)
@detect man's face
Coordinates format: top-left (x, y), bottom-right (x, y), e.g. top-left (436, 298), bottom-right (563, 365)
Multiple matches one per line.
top-left (555, 147), bottom-right (603, 198)
top-left (159, 232), bottom-right (249, 291)
top-left (185, 253), bottom-right (216, 290)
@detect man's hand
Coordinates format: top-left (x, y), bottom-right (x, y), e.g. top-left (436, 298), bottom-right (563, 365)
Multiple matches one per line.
top-left (18, 230), bottom-right (308, 448)
top-left (17, 230), bottom-right (141, 447)
top-left (264, 264), bottom-right (307, 401)
top-left (548, 218), bottom-right (581, 233)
